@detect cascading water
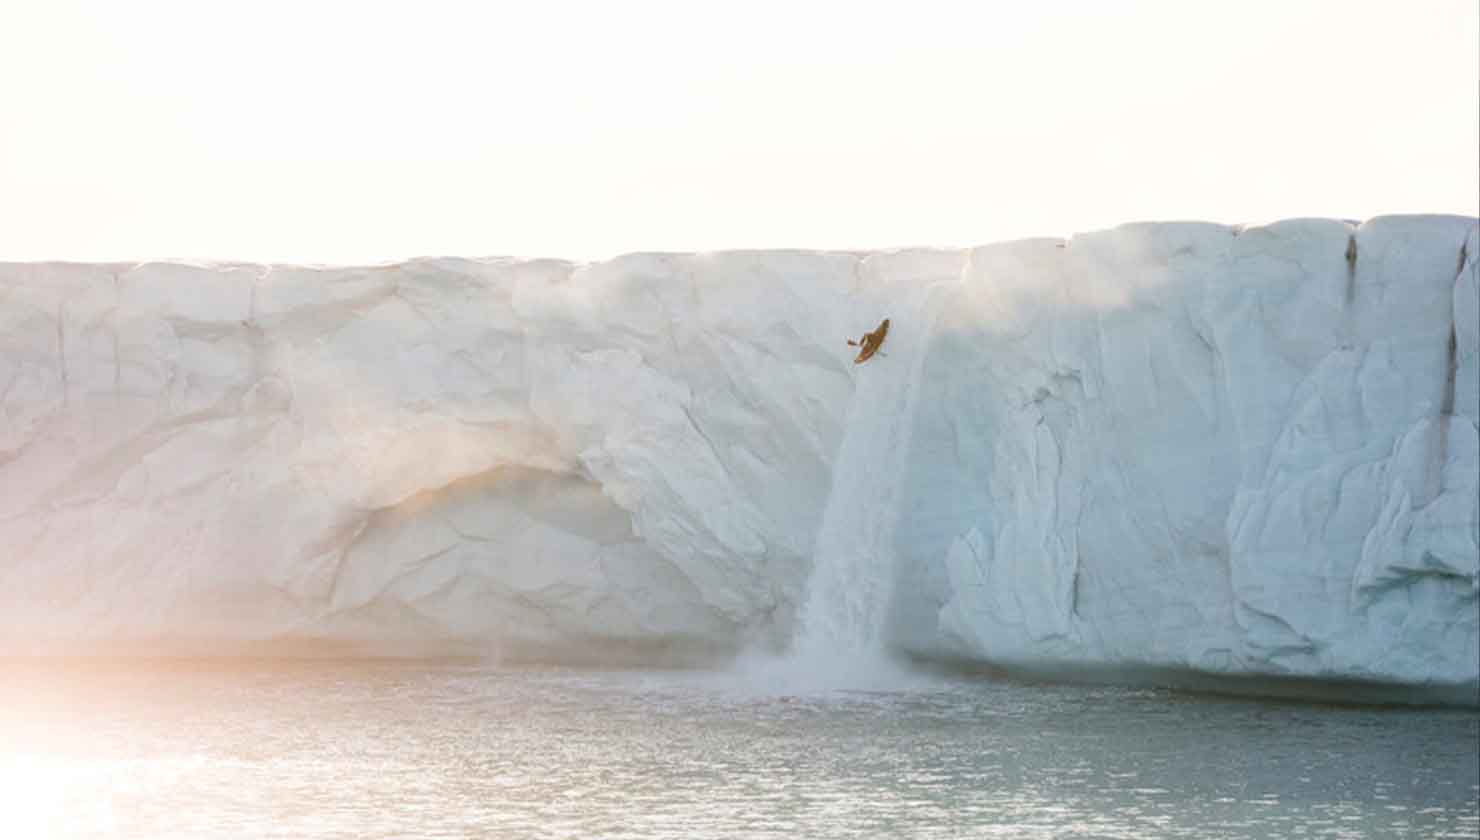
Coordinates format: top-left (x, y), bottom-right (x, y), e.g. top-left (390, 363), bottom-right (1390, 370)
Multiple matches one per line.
top-left (794, 282), bottom-right (946, 666)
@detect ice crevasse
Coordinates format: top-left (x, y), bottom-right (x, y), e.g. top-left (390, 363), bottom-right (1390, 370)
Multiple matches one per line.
top-left (1, 216), bottom-right (1475, 700)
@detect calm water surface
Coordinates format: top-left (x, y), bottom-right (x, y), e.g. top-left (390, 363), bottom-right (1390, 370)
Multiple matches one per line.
top-left (1, 660), bottom-right (1475, 839)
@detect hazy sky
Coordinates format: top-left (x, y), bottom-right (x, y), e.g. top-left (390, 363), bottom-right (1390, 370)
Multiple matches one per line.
top-left (2, 0), bottom-right (1476, 263)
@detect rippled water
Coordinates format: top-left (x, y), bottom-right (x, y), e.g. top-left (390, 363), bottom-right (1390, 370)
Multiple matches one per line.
top-left (1, 659), bottom-right (1475, 839)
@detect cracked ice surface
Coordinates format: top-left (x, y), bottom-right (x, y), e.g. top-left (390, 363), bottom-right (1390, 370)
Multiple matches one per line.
top-left (900, 216), bottom-right (1478, 693)
top-left (0, 252), bottom-right (878, 662)
top-left (0, 216), bottom-right (1475, 697)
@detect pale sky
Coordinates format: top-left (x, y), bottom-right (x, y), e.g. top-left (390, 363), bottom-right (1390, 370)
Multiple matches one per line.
top-left (1, 0), bottom-right (1476, 263)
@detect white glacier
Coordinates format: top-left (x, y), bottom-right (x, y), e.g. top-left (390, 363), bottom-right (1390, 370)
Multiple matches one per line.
top-left (1, 216), bottom-right (1475, 701)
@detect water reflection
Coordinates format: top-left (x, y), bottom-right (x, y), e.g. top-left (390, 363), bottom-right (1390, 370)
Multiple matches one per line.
top-left (1, 660), bottom-right (1475, 839)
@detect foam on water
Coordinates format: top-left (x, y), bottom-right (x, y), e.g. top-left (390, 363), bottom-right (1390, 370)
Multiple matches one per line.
top-left (715, 650), bottom-right (939, 699)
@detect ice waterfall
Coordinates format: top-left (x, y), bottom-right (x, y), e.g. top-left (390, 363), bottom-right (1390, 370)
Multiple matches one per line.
top-left (795, 282), bottom-right (949, 660)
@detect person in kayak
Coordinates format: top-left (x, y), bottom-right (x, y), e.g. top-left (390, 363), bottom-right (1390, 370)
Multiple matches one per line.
top-left (847, 318), bottom-right (890, 364)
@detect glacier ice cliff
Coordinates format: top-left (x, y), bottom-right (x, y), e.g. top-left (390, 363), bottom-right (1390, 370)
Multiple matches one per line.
top-left (1, 216), bottom-right (1475, 700)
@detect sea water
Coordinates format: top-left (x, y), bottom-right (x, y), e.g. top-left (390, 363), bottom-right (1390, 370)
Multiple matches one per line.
top-left (1, 659), bottom-right (1475, 839)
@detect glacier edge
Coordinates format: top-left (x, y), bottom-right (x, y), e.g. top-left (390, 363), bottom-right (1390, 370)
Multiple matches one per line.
top-left (1, 216), bottom-right (1475, 702)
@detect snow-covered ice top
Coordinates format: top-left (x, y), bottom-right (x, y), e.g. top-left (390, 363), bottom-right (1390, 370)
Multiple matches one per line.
top-left (1, 216), bottom-right (1475, 702)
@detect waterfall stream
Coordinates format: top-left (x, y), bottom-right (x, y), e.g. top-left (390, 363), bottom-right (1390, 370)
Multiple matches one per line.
top-left (795, 283), bottom-right (945, 662)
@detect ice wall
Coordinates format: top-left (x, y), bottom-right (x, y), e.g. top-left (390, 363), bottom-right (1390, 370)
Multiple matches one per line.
top-left (1, 216), bottom-right (1475, 697)
top-left (0, 252), bottom-right (872, 661)
top-left (897, 217), bottom-right (1479, 694)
